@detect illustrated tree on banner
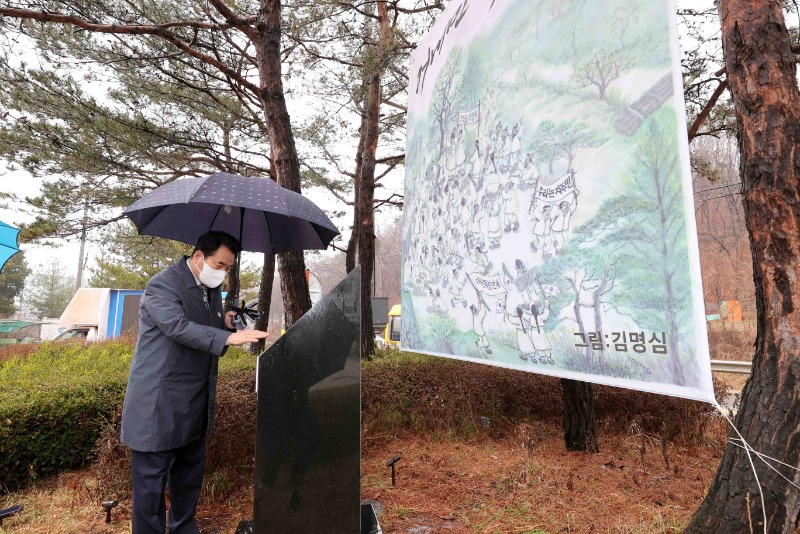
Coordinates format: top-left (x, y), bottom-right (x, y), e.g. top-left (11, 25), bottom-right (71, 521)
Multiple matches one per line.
top-left (401, 0), bottom-right (715, 404)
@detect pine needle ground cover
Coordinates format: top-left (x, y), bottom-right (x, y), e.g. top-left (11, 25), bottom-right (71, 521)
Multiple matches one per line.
top-left (0, 348), bottom-right (741, 533)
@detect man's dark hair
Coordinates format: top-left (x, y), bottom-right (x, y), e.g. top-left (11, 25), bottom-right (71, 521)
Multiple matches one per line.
top-left (192, 231), bottom-right (242, 257)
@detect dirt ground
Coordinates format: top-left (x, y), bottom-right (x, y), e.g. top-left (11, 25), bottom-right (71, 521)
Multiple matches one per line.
top-left (0, 475), bottom-right (252, 534)
top-left (1, 422), bottom-right (727, 534)
top-left (361, 424), bottom-right (724, 534)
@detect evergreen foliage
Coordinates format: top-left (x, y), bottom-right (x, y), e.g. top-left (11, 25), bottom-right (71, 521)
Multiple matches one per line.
top-left (26, 260), bottom-right (74, 318)
top-left (0, 250), bottom-right (29, 317)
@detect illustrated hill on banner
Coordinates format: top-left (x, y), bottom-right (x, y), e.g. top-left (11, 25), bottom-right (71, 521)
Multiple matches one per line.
top-left (400, 0), bottom-right (714, 403)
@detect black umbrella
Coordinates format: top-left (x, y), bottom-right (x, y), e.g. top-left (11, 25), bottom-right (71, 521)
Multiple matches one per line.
top-left (123, 172), bottom-right (340, 321)
top-left (123, 172), bottom-right (339, 253)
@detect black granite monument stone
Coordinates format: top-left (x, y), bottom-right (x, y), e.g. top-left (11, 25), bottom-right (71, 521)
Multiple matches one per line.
top-left (248, 268), bottom-right (362, 533)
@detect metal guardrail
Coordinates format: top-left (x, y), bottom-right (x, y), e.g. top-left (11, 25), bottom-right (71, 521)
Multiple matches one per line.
top-left (710, 359), bottom-right (753, 375)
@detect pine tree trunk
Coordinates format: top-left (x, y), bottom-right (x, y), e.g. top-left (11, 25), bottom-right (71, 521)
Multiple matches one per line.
top-left (252, 252), bottom-right (275, 354)
top-left (560, 378), bottom-right (599, 453)
top-left (224, 261), bottom-right (239, 312)
top-left (254, 0), bottom-right (311, 326)
top-left (356, 108), bottom-right (376, 359)
top-left (352, 0), bottom-right (389, 359)
top-left (346, 113), bottom-right (367, 275)
top-left (563, 279), bottom-right (598, 452)
top-left (686, 2), bottom-right (800, 532)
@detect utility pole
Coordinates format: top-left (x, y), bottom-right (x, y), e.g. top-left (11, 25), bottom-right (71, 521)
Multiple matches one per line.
top-left (75, 205), bottom-right (88, 290)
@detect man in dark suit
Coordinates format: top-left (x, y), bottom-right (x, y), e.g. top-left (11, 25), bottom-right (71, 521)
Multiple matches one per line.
top-left (120, 231), bottom-right (268, 534)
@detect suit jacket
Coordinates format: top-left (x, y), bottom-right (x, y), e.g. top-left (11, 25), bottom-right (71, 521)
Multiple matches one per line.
top-left (120, 257), bottom-right (232, 452)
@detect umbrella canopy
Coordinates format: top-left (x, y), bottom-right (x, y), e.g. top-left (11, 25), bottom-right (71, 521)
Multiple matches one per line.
top-left (0, 220), bottom-right (21, 273)
top-left (123, 172), bottom-right (340, 254)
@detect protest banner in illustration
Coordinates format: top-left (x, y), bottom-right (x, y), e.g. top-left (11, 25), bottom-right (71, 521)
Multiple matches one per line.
top-left (401, 0), bottom-right (715, 403)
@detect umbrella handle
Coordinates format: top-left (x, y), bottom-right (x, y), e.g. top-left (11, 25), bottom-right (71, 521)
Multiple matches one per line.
top-left (230, 304), bottom-right (264, 330)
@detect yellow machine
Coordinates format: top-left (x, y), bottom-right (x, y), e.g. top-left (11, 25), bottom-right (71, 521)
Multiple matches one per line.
top-left (383, 305), bottom-right (401, 346)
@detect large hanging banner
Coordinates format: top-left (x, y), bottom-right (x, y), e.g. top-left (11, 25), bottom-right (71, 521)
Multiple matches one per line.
top-left (401, 0), bottom-right (715, 403)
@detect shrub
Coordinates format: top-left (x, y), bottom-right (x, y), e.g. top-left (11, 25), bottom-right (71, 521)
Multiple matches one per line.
top-left (0, 340), bottom-right (256, 493)
top-left (0, 341), bottom-right (42, 364)
top-left (92, 369), bottom-right (257, 503)
top-left (363, 351), bottom-right (564, 437)
top-left (3, 341), bottom-right (725, 496)
top-left (0, 340), bottom-right (133, 492)
top-left (362, 351), bottom-right (726, 446)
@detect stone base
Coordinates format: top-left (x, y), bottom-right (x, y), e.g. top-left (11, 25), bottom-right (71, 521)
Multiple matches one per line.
top-left (234, 520), bottom-right (253, 534)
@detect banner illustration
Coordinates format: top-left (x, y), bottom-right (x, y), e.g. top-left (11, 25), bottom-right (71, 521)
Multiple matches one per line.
top-left (401, 0), bottom-right (714, 402)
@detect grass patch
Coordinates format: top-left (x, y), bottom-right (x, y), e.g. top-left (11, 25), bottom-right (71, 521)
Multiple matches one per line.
top-left (0, 339), bottom-right (255, 493)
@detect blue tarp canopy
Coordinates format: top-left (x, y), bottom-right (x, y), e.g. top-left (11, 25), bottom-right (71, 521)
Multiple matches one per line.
top-left (0, 220), bottom-right (21, 273)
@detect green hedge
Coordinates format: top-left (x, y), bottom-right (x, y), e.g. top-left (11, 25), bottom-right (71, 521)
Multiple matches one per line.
top-left (0, 340), bottom-right (255, 493)
top-left (0, 341), bottom-right (132, 491)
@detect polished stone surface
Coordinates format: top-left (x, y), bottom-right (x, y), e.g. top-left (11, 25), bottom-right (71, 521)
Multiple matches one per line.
top-left (361, 503), bottom-right (382, 534)
top-left (253, 268), bottom-right (361, 533)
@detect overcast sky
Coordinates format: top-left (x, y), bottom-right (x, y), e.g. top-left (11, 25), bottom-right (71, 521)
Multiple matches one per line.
top-left (0, 0), bottom-right (718, 289)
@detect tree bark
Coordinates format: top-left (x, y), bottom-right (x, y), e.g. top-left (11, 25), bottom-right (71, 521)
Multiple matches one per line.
top-left (224, 261), bottom-right (240, 312)
top-left (564, 277), bottom-right (598, 452)
top-left (357, 70), bottom-right (378, 358)
top-left (346, 102), bottom-right (368, 275)
top-left (351, 1), bottom-right (390, 359)
top-left (560, 378), bottom-right (599, 453)
top-left (686, 2), bottom-right (800, 532)
top-left (252, 252), bottom-right (275, 354)
top-left (253, 0), bottom-right (311, 327)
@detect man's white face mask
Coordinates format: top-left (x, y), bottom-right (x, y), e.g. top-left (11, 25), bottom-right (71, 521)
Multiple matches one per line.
top-left (196, 255), bottom-right (227, 288)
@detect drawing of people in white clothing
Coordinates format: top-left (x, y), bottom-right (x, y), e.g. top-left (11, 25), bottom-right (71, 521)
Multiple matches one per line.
top-left (509, 120), bottom-right (523, 166)
top-left (502, 179), bottom-right (519, 233)
top-left (530, 199), bottom-right (554, 260)
top-left (448, 227), bottom-right (464, 269)
top-left (500, 263), bottom-right (536, 362)
top-left (469, 140), bottom-right (483, 184)
top-left (551, 189), bottom-right (579, 256)
top-left (436, 206), bottom-right (447, 237)
top-left (450, 268), bottom-right (467, 308)
top-left (528, 299), bottom-right (554, 364)
top-left (498, 126), bottom-right (511, 168)
top-left (451, 171), bottom-right (466, 224)
top-left (470, 294), bottom-right (493, 356)
top-left (485, 185), bottom-right (503, 249)
top-left (471, 242), bottom-right (493, 275)
top-left (519, 153), bottom-right (538, 191)
top-left (454, 127), bottom-right (467, 170)
top-left (403, 256), bottom-right (414, 292)
top-left (507, 304), bottom-right (536, 361)
top-left (463, 178), bottom-right (478, 216)
top-left (467, 201), bottom-right (485, 245)
top-left (445, 130), bottom-right (458, 173)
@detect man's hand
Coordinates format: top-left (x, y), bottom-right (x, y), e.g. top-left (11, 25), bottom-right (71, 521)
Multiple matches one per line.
top-left (225, 311), bottom-right (236, 329)
top-left (226, 329), bottom-right (268, 346)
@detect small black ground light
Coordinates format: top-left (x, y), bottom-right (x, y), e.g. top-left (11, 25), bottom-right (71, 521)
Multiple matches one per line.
top-left (101, 500), bottom-right (118, 524)
top-left (386, 454), bottom-right (401, 486)
top-left (0, 504), bottom-right (23, 526)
